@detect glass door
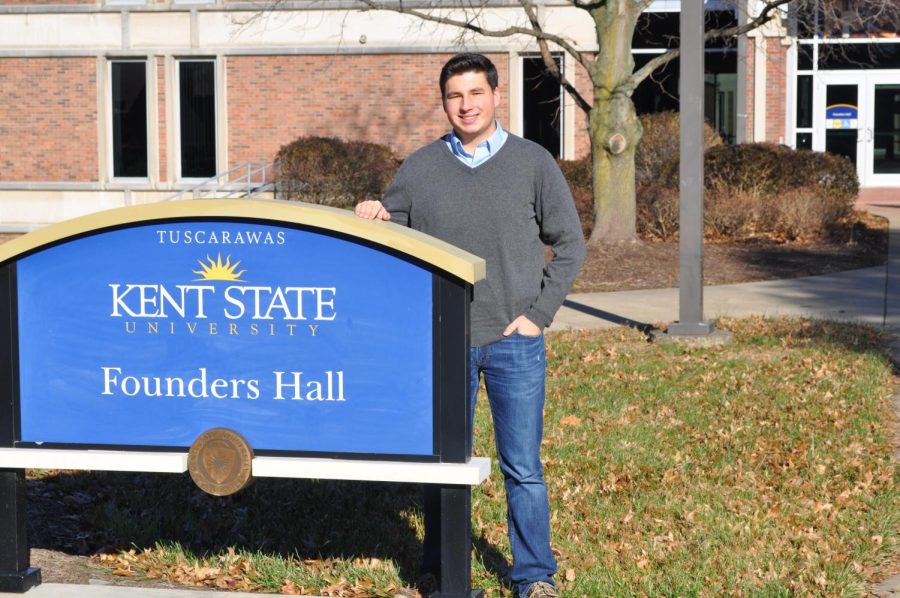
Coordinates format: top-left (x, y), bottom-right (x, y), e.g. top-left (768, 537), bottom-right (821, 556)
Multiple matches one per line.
top-left (814, 72), bottom-right (900, 187)
top-left (867, 74), bottom-right (900, 186)
top-left (813, 74), bottom-right (862, 178)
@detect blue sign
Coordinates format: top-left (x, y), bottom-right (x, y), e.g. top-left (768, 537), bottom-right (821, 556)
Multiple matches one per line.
top-left (16, 222), bottom-right (434, 456)
top-left (826, 103), bottom-right (858, 120)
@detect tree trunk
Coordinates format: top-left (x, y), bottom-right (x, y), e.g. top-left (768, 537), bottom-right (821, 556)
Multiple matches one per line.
top-left (587, 0), bottom-right (642, 244)
top-left (589, 94), bottom-right (641, 243)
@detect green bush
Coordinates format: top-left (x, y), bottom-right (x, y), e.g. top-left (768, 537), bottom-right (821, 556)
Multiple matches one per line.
top-left (275, 137), bottom-right (400, 208)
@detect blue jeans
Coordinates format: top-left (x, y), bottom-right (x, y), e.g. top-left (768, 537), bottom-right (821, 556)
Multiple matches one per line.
top-left (471, 332), bottom-right (557, 596)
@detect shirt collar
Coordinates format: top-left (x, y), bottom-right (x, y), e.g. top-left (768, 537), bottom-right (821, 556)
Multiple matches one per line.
top-left (448, 121), bottom-right (506, 159)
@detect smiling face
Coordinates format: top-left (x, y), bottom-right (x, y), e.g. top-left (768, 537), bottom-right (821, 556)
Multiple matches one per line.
top-left (442, 70), bottom-right (501, 153)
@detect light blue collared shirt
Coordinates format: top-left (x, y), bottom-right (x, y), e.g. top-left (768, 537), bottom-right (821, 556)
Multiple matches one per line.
top-left (445, 121), bottom-right (508, 168)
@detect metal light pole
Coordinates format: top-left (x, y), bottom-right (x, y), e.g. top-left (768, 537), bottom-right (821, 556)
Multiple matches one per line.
top-left (735, 0), bottom-right (750, 144)
top-left (667, 0), bottom-right (716, 337)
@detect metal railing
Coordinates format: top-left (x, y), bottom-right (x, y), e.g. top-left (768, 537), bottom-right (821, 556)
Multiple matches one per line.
top-left (163, 160), bottom-right (277, 202)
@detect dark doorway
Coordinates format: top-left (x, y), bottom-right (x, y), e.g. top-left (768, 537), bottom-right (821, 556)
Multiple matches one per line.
top-left (522, 55), bottom-right (563, 158)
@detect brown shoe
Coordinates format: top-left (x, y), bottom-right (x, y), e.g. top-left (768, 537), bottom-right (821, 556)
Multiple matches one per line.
top-left (523, 581), bottom-right (559, 598)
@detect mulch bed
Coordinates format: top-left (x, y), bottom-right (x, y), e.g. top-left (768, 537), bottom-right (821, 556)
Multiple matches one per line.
top-left (574, 234), bottom-right (888, 292)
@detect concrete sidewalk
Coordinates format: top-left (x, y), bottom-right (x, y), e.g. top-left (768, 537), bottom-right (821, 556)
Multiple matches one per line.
top-left (0, 585), bottom-right (261, 598)
top-left (551, 264), bottom-right (891, 333)
top-left (6, 194), bottom-right (900, 598)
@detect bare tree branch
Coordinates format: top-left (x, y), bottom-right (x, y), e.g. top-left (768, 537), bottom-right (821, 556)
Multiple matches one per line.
top-left (631, 0), bottom-right (791, 87)
top-left (356, 0), bottom-right (595, 76)
top-left (799, 0), bottom-right (900, 38)
top-left (705, 0), bottom-right (792, 43)
top-left (518, 0), bottom-right (592, 113)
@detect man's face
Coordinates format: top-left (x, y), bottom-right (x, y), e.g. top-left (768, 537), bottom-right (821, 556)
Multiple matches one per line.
top-left (442, 70), bottom-right (500, 148)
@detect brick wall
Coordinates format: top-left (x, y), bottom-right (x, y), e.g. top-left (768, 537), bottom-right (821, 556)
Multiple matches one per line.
top-left (764, 37), bottom-right (787, 143)
top-left (745, 37), bottom-right (756, 142)
top-left (0, 57), bottom-right (97, 181)
top-left (227, 53), bottom-right (510, 165)
top-left (573, 61), bottom-right (593, 160)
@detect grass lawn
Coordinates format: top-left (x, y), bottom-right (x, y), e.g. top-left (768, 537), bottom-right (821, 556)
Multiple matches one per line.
top-left (41, 317), bottom-right (898, 596)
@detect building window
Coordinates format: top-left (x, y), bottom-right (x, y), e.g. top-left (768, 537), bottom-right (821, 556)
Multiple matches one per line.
top-left (632, 49), bottom-right (738, 143)
top-left (794, 74), bottom-right (814, 150)
top-left (796, 75), bottom-right (813, 129)
top-left (522, 55), bottom-right (563, 159)
top-left (630, 9), bottom-right (738, 144)
top-left (705, 71), bottom-right (737, 144)
top-left (797, 43), bottom-right (814, 70)
top-left (825, 84), bottom-right (859, 165)
top-left (796, 2), bottom-right (899, 40)
top-left (179, 60), bottom-right (217, 179)
top-left (111, 61), bottom-right (148, 179)
top-left (819, 42), bottom-right (900, 70)
top-left (796, 132), bottom-right (813, 150)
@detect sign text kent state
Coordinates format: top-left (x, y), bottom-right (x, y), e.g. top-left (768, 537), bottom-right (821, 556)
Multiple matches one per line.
top-left (16, 222), bottom-right (434, 456)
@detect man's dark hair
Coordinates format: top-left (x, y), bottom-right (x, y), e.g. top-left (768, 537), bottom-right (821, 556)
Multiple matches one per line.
top-left (439, 53), bottom-right (499, 96)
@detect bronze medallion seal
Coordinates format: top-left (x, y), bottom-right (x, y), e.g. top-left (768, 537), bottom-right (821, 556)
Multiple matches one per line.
top-left (187, 428), bottom-right (254, 496)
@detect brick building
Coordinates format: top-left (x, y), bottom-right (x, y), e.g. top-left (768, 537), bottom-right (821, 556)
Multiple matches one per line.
top-left (0, 1), bottom-right (897, 230)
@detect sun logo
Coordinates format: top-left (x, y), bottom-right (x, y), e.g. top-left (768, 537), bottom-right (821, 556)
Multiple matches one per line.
top-left (193, 253), bottom-right (247, 282)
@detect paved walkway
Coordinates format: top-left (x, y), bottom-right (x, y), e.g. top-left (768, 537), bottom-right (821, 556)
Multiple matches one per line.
top-left (5, 194), bottom-right (900, 597)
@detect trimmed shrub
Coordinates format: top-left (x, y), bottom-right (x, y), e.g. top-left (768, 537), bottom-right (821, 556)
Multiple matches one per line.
top-left (634, 138), bottom-right (860, 242)
top-left (704, 143), bottom-right (859, 208)
top-left (276, 136), bottom-right (400, 208)
top-left (704, 143), bottom-right (858, 241)
top-left (636, 111), bottom-right (723, 188)
top-left (636, 184), bottom-right (680, 240)
top-left (558, 157), bottom-right (593, 238)
top-left (704, 190), bottom-right (758, 239)
top-left (760, 185), bottom-right (853, 241)
top-left (558, 157), bottom-right (592, 194)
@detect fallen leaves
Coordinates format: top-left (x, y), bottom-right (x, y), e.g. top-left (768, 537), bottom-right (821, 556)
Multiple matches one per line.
top-left (37, 319), bottom-right (897, 597)
top-left (559, 415), bottom-right (582, 428)
top-left (93, 546), bottom-right (261, 592)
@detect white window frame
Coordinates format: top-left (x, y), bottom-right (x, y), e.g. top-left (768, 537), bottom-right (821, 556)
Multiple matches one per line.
top-left (517, 52), bottom-right (567, 160)
top-left (107, 58), bottom-right (151, 183)
top-left (174, 57), bottom-right (219, 183)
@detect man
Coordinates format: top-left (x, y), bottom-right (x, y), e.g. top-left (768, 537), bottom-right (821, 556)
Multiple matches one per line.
top-left (355, 53), bottom-right (585, 598)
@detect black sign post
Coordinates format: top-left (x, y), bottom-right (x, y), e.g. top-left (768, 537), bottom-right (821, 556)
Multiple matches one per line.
top-left (1, 264), bottom-right (40, 593)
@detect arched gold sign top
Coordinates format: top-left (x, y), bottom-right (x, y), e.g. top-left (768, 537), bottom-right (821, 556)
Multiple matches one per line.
top-left (0, 200), bottom-right (486, 284)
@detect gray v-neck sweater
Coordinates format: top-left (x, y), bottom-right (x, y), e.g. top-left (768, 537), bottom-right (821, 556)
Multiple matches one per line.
top-left (383, 134), bottom-right (586, 347)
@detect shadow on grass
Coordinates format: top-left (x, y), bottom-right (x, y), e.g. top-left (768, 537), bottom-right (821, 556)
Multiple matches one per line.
top-left (561, 299), bottom-right (657, 336)
top-left (720, 316), bottom-right (890, 359)
top-left (26, 471), bottom-right (509, 588)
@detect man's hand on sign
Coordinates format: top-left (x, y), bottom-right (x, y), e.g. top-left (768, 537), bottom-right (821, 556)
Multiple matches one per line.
top-left (354, 200), bottom-right (391, 221)
top-left (502, 315), bottom-right (542, 337)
